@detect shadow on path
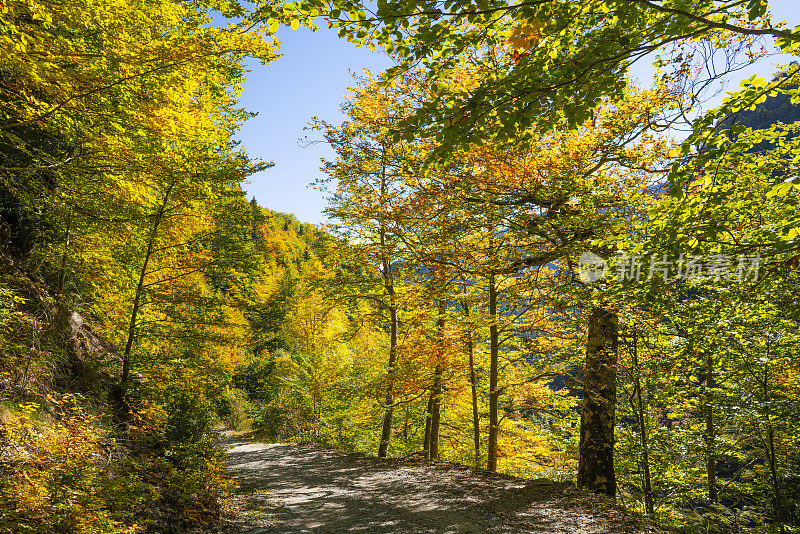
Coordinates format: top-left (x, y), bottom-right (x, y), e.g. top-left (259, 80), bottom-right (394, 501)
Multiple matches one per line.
top-left (219, 433), bottom-right (656, 534)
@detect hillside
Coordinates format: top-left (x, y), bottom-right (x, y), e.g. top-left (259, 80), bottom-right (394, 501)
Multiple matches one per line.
top-left (0, 196), bottom-right (337, 533)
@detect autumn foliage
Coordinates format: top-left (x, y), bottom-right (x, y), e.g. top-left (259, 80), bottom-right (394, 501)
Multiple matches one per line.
top-left (2, 0), bottom-right (800, 533)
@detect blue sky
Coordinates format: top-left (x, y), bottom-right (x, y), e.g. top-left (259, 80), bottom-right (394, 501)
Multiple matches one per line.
top-left (236, 1), bottom-right (800, 224)
top-left (235, 26), bottom-right (392, 224)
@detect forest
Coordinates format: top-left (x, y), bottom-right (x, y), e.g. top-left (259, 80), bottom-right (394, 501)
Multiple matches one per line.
top-left (0, 0), bottom-right (798, 533)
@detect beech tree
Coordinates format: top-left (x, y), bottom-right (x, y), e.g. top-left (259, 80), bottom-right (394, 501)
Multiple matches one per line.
top-left (404, 83), bottom-right (670, 482)
top-left (313, 76), bottom-right (425, 457)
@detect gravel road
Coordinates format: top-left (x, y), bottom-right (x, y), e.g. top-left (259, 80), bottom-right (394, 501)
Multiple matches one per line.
top-left (216, 433), bottom-right (661, 534)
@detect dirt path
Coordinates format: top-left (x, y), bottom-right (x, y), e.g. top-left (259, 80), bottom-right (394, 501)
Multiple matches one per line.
top-left (216, 433), bottom-right (661, 534)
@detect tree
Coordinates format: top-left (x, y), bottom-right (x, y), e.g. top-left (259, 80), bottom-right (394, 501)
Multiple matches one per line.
top-left (399, 81), bottom-right (670, 478)
top-left (314, 75), bottom-right (426, 457)
top-left (616, 66), bottom-right (800, 525)
top-left (578, 307), bottom-right (618, 496)
top-left (318, 0), bottom-right (796, 154)
top-left (0, 0), bottom-right (276, 410)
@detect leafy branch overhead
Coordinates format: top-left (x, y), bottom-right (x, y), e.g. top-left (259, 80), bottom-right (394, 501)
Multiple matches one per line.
top-left (293, 0), bottom-right (799, 154)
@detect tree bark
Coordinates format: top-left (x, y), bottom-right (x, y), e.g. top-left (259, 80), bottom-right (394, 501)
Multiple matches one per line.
top-left (462, 300), bottom-right (481, 468)
top-left (428, 363), bottom-right (442, 460)
top-left (378, 292), bottom-right (398, 458)
top-left (377, 154), bottom-right (397, 459)
top-left (705, 350), bottom-right (718, 504)
top-left (578, 306), bottom-right (618, 497)
top-left (767, 424), bottom-right (785, 531)
top-left (423, 394), bottom-right (433, 458)
top-left (631, 332), bottom-right (653, 515)
top-left (426, 301), bottom-right (446, 460)
top-left (487, 273), bottom-right (500, 472)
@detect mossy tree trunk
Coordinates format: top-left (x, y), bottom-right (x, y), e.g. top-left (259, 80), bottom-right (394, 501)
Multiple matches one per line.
top-left (578, 306), bottom-right (618, 497)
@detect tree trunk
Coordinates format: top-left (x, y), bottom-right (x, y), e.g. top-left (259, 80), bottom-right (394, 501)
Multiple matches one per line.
top-left (431, 303), bottom-right (448, 460)
top-left (487, 273), bottom-right (500, 472)
top-left (705, 351), bottom-right (718, 504)
top-left (767, 424), bottom-right (785, 531)
top-left (463, 301), bottom-right (481, 468)
top-left (763, 363), bottom-right (785, 532)
top-left (631, 332), bottom-right (653, 515)
top-left (428, 363), bottom-right (443, 460)
top-left (377, 158), bottom-right (397, 459)
top-left (120, 177), bottom-right (176, 388)
top-left (578, 306), bottom-right (618, 497)
top-left (423, 394), bottom-right (433, 458)
top-left (378, 302), bottom-right (398, 458)
top-left (56, 209), bottom-right (72, 296)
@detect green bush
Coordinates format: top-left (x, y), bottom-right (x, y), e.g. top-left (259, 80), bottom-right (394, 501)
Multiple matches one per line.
top-left (232, 356), bottom-right (275, 403)
top-left (162, 389), bottom-right (214, 446)
top-left (253, 404), bottom-right (295, 441)
top-left (216, 388), bottom-right (253, 431)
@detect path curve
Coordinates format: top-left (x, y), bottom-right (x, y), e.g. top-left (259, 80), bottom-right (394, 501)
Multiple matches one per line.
top-left (217, 433), bottom-right (660, 534)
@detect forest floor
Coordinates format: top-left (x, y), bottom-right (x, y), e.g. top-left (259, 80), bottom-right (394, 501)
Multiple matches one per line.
top-left (201, 432), bottom-right (667, 533)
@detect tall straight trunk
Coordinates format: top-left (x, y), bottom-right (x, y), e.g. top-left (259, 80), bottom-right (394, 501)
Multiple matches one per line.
top-left (377, 154), bottom-right (397, 459)
top-left (56, 209), bottom-right (72, 296)
top-left (763, 363), bottom-right (785, 531)
top-left (705, 351), bottom-right (718, 504)
top-left (428, 363), bottom-right (443, 460)
top-left (426, 301), bottom-right (446, 460)
top-left (462, 300), bottom-right (481, 468)
top-left (377, 283), bottom-right (398, 458)
top-left (423, 394), bottom-right (433, 458)
top-left (631, 332), bottom-right (653, 515)
top-left (487, 273), bottom-right (500, 472)
top-left (578, 306), bottom-right (618, 497)
top-left (767, 425), bottom-right (785, 530)
top-left (120, 178), bottom-right (176, 388)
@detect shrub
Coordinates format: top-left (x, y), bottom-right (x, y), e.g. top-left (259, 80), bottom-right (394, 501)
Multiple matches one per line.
top-left (0, 394), bottom-right (233, 534)
top-left (216, 388), bottom-right (253, 431)
top-left (0, 402), bottom-right (130, 534)
top-left (232, 356), bottom-right (275, 404)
